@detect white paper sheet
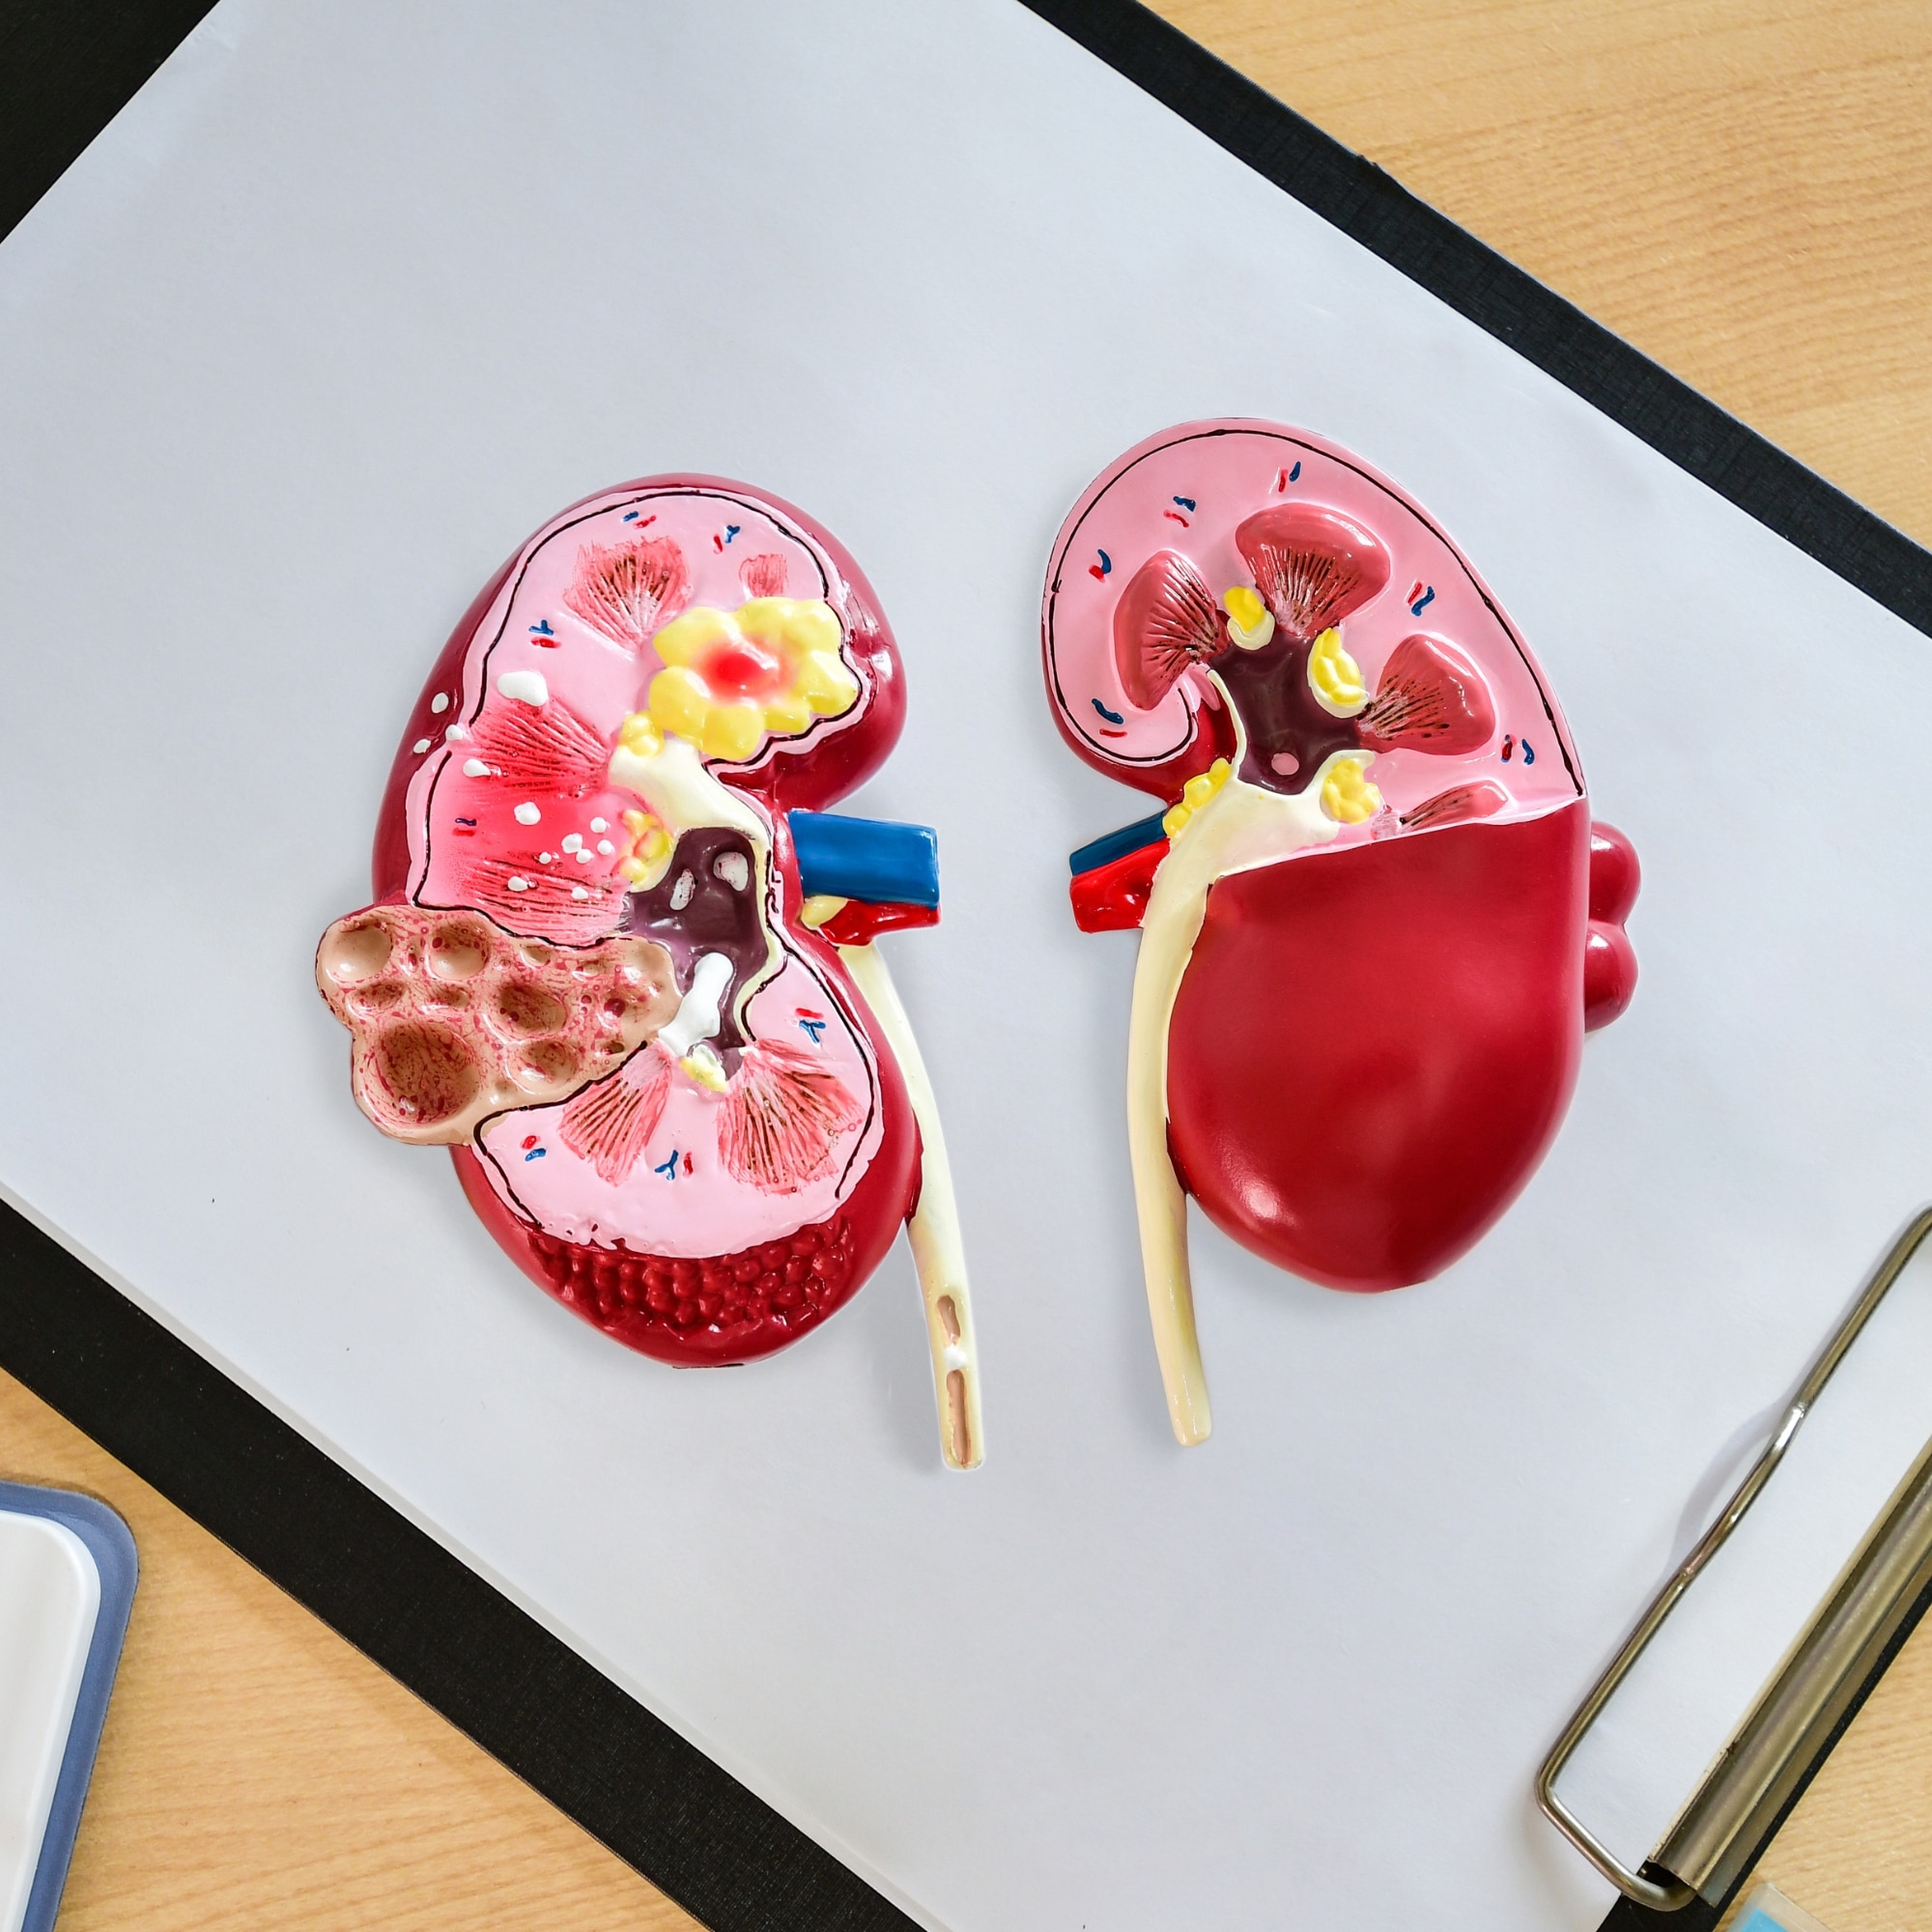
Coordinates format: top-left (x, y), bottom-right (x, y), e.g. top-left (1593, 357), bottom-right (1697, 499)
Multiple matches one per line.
top-left (3, 4), bottom-right (1930, 1927)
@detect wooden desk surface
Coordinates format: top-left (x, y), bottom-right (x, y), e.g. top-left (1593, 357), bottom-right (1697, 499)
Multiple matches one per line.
top-left (4, 4), bottom-right (1929, 1927)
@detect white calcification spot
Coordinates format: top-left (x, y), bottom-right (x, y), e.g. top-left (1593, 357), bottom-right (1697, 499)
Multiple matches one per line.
top-left (713, 850), bottom-right (750, 891)
top-left (497, 669), bottom-right (549, 707)
top-left (575, 848), bottom-right (594, 864)
top-left (463, 758), bottom-right (490, 778)
top-left (571, 885), bottom-right (591, 901)
top-left (507, 876), bottom-right (530, 893)
top-left (412, 738), bottom-right (431, 754)
top-left (669, 870), bottom-right (696, 912)
top-left (944, 1345), bottom-right (969, 1372)
top-left (538, 852), bottom-right (554, 865)
top-left (596, 838), bottom-right (614, 857)
top-left (430, 692), bottom-right (449, 714)
top-left (514, 802), bottom-right (541, 826)
top-left (589, 816), bottom-right (608, 834)
top-left (444, 724), bottom-right (469, 741)
top-left (560, 833), bottom-right (583, 853)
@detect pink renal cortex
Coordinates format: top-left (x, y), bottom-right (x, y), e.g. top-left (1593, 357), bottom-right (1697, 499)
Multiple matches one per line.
top-left (1046, 421), bottom-right (1639, 1445)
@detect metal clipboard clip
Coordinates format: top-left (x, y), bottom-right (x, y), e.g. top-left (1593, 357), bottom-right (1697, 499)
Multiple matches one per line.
top-left (1538, 1207), bottom-right (1932, 1912)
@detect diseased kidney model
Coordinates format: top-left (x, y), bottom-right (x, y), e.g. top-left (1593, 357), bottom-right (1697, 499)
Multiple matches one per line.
top-left (317, 478), bottom-right (981, 1469)
top-left (1044, 420), bottom-right (1639, 1446)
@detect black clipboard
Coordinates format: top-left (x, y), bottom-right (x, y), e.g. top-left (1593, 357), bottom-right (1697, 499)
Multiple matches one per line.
top-left (2, 5), bottom-right (1928, 1928)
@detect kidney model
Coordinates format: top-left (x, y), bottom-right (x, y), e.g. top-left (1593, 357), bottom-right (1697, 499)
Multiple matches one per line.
top-left (1044, 421), bottom-right (1638, 1445)
top-left (317, 477), bottom-right (982, 1468)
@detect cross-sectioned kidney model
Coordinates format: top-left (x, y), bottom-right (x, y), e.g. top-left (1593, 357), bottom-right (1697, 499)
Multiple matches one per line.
top-left (1044, 421), bottom-right (1638, 1446)
top-left (317, 478), bottom-right (981, 1468)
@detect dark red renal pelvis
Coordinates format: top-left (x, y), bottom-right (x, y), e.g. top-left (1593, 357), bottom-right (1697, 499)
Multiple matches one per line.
top-left (1165, 801), bottom-right (1589, 1292)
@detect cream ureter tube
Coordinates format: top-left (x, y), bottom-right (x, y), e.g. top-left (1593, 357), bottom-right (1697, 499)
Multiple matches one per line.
top-left (1127, 679), bottom-right (1359, 1445)
top-left (837, 939), bottom-right (984, 1472)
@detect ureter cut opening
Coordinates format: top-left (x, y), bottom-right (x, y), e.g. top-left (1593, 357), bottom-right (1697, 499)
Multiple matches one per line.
top-left (837, 940), bottom-right (983, 1471)
top-left (945, 1369), bottom-right (971, 1469)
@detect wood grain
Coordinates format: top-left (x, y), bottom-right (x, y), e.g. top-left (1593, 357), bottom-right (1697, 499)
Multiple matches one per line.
top-left (1712, 1617), bottom-right (1932, 1930)
top-left (3, 4), bottom-right (1927, 1927)
top-left (0, 1369), bottom-right (691, 1930)
top-left (1158, 0), bottom-right (1932, 549)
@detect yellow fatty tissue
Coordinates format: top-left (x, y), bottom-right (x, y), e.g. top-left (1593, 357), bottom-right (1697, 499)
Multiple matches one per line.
top-left (1162, 758), bottom-right (1232, 840)
top-left (1308, 627), bottom-right (1366, 714)
top-left (616, 805), bottom-right (673, 888)
top-left (1321, 755), bottom-right (1381, 824)
top-left (646, 599), bottom-right (859, 763)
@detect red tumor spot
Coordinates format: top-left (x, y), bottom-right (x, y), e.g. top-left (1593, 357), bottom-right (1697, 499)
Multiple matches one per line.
top-left (704, 640), bottom-right (782, 696)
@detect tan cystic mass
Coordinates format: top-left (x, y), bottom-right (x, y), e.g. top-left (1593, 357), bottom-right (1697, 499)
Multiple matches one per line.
top-left (316, 903), bottom-right (680, 1147)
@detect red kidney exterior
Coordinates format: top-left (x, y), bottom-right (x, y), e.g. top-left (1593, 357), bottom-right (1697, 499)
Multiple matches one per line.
top-left (1166, 800), bottom-right (1590, 1292)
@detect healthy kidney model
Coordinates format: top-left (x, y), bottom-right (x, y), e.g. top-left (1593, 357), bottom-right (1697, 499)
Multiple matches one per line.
top-left (316, 478), bottom-right (982, 1469)
top-left (1044, 421), bottom-right (1638, 1446)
